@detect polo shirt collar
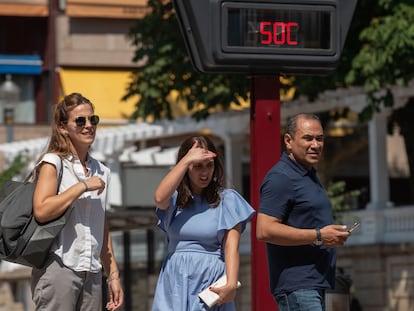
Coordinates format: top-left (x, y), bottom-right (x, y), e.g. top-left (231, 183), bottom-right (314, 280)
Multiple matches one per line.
top-left (281, 152), bottom-right (317, 178)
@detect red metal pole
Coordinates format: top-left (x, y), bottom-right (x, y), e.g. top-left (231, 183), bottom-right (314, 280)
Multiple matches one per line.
top-left (250, 75), bottom-right (280, 311)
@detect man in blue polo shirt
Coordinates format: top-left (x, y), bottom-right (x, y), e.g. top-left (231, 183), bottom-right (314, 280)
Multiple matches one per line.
top-left (257, 113), bottom-right (351, 311)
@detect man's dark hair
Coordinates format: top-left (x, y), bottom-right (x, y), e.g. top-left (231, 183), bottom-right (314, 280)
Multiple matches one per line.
top-left (285, 113), bottom-right (322, 136)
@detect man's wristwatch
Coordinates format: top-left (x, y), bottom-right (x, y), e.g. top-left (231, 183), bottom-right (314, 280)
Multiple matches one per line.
top-left (314, 228), bottom-right (323, 246)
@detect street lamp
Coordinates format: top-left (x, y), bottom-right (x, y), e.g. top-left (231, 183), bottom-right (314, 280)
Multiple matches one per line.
top-left (0, 74), bottom-right (20, 142)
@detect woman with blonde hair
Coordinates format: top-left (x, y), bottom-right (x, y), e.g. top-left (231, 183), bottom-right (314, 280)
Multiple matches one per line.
top-left (31, 93), bottom-right (124, 311)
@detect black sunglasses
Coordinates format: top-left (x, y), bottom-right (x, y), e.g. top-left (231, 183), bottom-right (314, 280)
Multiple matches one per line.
top-left (74, 115), bottom-right (100, 127)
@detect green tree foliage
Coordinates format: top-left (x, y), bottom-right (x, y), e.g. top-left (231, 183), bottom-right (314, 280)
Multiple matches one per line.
top-left (292, 0), bottom-right (385, 101)
top-left (345, 0), bottom-right (414, 202)
top-left (0, 153), bottom-right (29, 190)
top-left (326, 181), bottom-right (360, 221)
top-left (346, 0), bottom-right (414, 120)
top-left (125, 0), bottom-right (414, 202)
top-left (122, 0), bottom-right (398, 119)
top-left (122, 0), bottom-right (249, 121)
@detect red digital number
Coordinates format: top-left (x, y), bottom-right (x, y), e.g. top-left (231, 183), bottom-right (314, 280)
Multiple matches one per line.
top-left (260, 21), bottom-right (299, 46)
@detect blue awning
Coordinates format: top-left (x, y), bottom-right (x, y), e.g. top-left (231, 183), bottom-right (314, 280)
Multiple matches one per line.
top-left (0, 54), bottom-right (43, 75)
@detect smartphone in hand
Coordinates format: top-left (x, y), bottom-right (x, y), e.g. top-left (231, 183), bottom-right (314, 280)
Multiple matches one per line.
top-left (347, 222), bottom-right (360, 233)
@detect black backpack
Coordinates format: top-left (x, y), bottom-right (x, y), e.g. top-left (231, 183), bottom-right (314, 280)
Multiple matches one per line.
top-left (0, 159), bottom-right (71, 269)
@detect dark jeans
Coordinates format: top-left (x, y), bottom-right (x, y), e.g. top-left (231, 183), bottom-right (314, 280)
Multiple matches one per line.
top-left (275, 289), bottom-right (326, 311)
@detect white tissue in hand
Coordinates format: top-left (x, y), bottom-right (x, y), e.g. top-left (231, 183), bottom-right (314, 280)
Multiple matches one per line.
top-left (198, 275), bottom-right (241, 307)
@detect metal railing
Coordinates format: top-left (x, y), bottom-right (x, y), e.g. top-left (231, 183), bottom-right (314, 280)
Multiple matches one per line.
top-left (341, 205), bottom-right (414, 245)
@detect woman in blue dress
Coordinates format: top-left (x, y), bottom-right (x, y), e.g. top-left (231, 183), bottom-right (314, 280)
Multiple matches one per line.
top-left (152, 135), bottom-right (255, 311)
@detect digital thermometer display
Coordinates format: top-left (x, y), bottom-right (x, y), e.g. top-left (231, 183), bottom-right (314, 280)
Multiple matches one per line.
top-left (223, 3), bottom-right (335, 54)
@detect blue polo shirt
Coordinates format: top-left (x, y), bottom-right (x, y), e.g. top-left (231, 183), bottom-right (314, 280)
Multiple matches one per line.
top-left (259, 152), bottom-right (336, 296)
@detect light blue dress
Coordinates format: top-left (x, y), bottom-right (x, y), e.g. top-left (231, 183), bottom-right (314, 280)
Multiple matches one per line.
top-left (152, 189), bottom-right (255, 311)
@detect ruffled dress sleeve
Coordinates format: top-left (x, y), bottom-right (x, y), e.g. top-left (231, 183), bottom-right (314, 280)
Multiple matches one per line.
top-left (217, 189), bottom-right (255, 236)
top-left (155, 192), bottom-right (178, 232)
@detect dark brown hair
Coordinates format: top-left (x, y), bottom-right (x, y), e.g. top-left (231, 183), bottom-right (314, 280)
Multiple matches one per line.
top-left (285, 113), bottom-right (322, 137)
top-left (175, 135), bottom-right (224, 208)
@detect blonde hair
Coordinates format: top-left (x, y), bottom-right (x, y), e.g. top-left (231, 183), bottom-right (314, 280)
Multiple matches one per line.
top-left (45, 92), bottom-right (95, 158)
